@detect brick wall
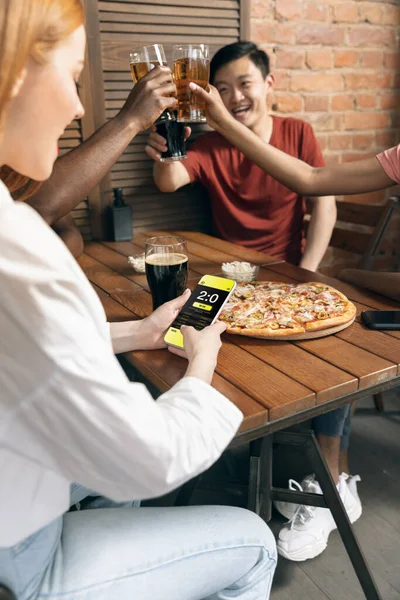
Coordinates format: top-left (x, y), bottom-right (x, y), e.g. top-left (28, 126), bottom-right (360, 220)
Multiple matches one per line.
top-left (251, 0), bottom-right (400, 274)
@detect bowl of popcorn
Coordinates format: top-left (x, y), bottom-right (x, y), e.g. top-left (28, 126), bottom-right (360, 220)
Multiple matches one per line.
top-left (221, 261), bottom-right (259, 283)
top-left (128, 253), bottom-right (145, 274)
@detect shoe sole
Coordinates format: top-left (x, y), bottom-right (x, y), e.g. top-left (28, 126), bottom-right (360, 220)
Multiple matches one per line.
top-left (277, 501), bottom-right (362, 562)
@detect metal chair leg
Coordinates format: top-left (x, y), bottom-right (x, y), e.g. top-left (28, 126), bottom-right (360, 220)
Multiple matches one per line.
top-left (373, 392), bottom-right (384, 412)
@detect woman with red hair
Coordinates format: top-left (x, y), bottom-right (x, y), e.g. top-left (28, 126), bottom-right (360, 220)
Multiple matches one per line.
top-left (0, 2), bottom-right (276, 598)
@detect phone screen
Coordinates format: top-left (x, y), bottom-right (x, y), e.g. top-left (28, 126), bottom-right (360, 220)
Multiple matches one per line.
top-left (164, 275), bottom-right (236, 348)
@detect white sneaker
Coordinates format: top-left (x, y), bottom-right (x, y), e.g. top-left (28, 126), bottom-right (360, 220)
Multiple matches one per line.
top-left (277, 473), bottom-right (362, 561)
top-left (274, 474), bottom-right (319, 520)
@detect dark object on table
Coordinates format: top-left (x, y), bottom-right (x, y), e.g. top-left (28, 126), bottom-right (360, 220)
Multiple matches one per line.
top-left (109, 187), bottom-right (132, 242)
top-left (361, 309), bottom-right (400, 330)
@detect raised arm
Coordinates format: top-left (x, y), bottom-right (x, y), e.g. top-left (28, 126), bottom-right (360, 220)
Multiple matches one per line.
top-left (191, 84), bottom-right (395, 197)
top-left (27, 67), bottom-right (177, 226)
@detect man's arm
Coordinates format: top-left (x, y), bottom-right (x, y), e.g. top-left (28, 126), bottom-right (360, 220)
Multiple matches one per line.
top-left (52, 214), bottom-right (84, 259)
top-left (300, 196), bottom-right (337, 271)
top-left (25, 67), bottom-right (178, 226)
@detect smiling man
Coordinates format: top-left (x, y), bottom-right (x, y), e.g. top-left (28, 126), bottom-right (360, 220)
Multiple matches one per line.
top-left (147, 41), bottom-right (336, 271)
top-left (146, 43), bottom-right (362, 565)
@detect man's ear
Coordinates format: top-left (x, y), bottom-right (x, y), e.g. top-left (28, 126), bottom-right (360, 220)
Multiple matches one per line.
top-left (10, 68), bottom-right (27, 99)
top-left (265, 73), bottom-right (275, 95)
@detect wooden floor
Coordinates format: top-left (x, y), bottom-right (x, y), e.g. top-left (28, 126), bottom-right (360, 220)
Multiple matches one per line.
top-left (148, 390), bottom-right (400, 599)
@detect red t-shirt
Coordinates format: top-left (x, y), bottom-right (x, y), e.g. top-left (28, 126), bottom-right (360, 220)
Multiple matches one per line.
top-left (183, 116), bottom-right (325, 264)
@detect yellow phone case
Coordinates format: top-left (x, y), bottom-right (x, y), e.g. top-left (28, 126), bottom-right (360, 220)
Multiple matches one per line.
top-left (164, 275), bottom-right (236, 349)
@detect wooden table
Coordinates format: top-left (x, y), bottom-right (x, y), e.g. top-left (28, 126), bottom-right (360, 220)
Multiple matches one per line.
top-left (79, 232), bottom-right (400, 600)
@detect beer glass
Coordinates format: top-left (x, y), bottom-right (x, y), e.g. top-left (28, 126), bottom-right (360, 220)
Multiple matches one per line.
top-left (145, 236), bottom-right (188, 310)
top-left (129, 44), bottom-right (187, 162)
top-left (172, 44), bottom-right (210, 123)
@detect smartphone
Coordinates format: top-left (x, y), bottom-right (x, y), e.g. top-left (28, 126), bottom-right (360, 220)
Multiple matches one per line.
top-left (164, 274), bottom-right (236, 349)
top-left (361, 309), bottom-right (400, 330)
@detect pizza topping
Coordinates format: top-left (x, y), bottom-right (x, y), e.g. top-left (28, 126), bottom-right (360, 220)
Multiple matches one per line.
top-left (219, 281), bottom-right (355, 337)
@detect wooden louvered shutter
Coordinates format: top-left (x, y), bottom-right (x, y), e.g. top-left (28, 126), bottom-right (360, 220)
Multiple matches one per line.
top-left (84, 0), bottom-right (249, 237)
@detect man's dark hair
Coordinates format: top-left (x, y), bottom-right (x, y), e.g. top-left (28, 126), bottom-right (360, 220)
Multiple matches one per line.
top-left (210, 41), bottom-right (270, 84)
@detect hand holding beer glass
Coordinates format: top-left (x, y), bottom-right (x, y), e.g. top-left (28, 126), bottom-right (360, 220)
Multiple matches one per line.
top-left (145, 236), bottom-right (188, 310)
top-left (173, 44), bottom-right (210, 123)
top-left (130, 44), bottom-right (187, 162)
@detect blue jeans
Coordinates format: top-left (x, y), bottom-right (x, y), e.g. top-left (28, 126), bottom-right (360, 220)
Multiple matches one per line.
top-left (313, 404), bottom-right (351, 451)
top-left (1, 486), bottom-right (277, 600)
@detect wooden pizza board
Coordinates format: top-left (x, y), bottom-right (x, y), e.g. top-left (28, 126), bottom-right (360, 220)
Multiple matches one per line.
top-left (229, 316), bottom-right (356, 341)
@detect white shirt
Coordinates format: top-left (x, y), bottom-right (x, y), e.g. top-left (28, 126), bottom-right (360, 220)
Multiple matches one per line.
top-left (0, 180), bottom-right (242, 547)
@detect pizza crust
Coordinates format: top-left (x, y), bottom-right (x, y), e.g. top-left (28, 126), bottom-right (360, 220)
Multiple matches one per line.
top-left (227, 324), bottom-right (306, 338)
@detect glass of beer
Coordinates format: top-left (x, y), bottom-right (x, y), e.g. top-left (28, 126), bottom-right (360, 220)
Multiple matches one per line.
top-left (130, 44), bottom-right (187, 162)
top-left (145, 236), bottom-right (188, 310)
top-left (172, 44), bottom-right (210, 123)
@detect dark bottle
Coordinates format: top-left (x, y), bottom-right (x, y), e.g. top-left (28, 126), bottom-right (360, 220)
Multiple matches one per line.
top-left (110, 188), bottom-right (132, 242)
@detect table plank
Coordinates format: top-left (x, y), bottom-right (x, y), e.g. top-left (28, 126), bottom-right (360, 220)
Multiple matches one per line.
top-left (336, 322), bottom-right (400, 373)
top-left (123, 351), bottom-right (269, 433)
top-left (218, 341), bottom-right (316, 420)
top-left (227, 335), bottom-right (358, 404)
top-left (86, 243), bottom-right (150, 290)
top-left (296, 336), bottom-right (397, 389)
top-left (174, 230), bottom-right (283, 266)
top-left (93, 284), bottom-right (138, 322)
top-left (78, 253), bottom-right (142, 294)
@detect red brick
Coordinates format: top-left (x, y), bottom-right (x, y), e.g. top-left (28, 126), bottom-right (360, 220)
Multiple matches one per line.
top-left (303, 2), bottom-right (328, 22)
top-left (342, 152), bottom-right (375, 163)
top-left (329, 134), bottom-right (353, 150)
top-left (384, 52), bottom-right (399, 70)
top-left (304, 95), bottom-right (329, 112)
top-left (306, 50), bottom-right (333, 70)
top-left (274, 93), bottom-right (303, 113)
top-left (353, 133), bottom-right (374, 150)
top-left (360, 51), bottom-right (383, 69)
top-left (275, 0), bottom-right (302, 20)
top-left (275, 49), bottom-right (304, 69)
top-left (382, 5), bottom-right (400, 26)
top-left (355, 93), bottom-right (377, 109)
top-left (291, 73), bottom-right (344, 92)
top-left (251, 0), bottom-right (272, 19)
top-left (305, 113), bottom-right (342, 132)
top-left (273, 70), bottom-right (291, 90)
top-left (252, 22), bottom-right (296, 45)
top-left (348, 26), bottom-right (396, 48)
top-left (343, 112), bottom-right (390, 130)
top-left (316, 134), bottom-right (328, 151)
top-left (361, 5), bottom-right (383, 25)
top-left (375, 130), bottom-right (398, 148)
top-left (333, 4), bottom-right (359, 23)
top-left (296, 24), bottom-right (346, 46)
top-left (331, 94), bottom-right (354, 111)
top-left (380, 91), bottom-right (400, 110)
top-left (344, 72), bottom-right (391, 90)
top-left (334, 50), bottom-right (358, 68)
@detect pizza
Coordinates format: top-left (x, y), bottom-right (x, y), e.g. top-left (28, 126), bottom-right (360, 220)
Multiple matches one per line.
top-left (218, 281), bottom-right (356, 338)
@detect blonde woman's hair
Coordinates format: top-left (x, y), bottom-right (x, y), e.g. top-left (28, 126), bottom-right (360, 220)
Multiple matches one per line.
top-left (0, 0), bottom-right (85, 199)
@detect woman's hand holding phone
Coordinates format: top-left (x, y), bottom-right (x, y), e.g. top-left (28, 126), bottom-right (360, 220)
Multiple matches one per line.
top-left (169, 321), bottom-right (227, 385)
